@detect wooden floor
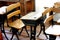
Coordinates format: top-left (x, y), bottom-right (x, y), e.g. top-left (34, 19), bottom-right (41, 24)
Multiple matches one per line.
top-left (3, 24), bottom-right (48, 40)
top-left (3, 22), bottom-right (60, 40)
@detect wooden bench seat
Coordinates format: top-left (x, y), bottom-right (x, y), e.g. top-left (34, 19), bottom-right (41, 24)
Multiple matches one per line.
top-left (8, 19), bottom-right (25, 29)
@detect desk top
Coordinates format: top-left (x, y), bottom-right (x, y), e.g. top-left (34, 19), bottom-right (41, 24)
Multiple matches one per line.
top-left (57, 19), bottom-right (60, 23)
top-left (21, 8), bottom-right (46, 20)
top-left (0, 6), bottom-right (7, 14)
top-left (45, 25), bottom-right (60, 35)
top-left (21, 12), bottom-right (42, 20)
top-left (0, 6), bottom-right (7, 15)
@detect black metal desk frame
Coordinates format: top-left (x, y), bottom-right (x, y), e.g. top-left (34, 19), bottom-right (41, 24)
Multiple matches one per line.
top-left (0, 14), bottom-right (8, 40)
top-left (22, 18), bottom-right (41, 40)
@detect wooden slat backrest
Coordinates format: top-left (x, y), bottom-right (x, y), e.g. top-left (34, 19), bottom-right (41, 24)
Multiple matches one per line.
top-left (52, 8), bottom-right (60, 13)
top-left (54, 2), bottom-right (60, 8)
top-left (42, 7), bottom-right (60, 17)
top-left (44, 15), bottom-right (53, 24)
top-left (7, 10), bottom-right (21, 19)
top-left (44, 8), bottom-right (60, 24)
top-left (6, 2), bottom-right (20, 12)
top-left (42, 7), bottom-right (53, 16)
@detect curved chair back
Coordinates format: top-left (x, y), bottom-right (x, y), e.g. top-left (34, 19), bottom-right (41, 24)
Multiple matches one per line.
top-left (6, 2), bottom-right (20, 14)
top-left (7, 10), bottom-right (21, 19)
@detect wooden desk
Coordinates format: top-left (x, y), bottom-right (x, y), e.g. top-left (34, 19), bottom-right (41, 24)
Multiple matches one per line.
top-left (45, 25), bottom-right (60, 40)
top-left (0, 6), bottom-right (7, 23)
top-left (0, 6), bottom-right (7, 14)
top-left (21, 12), bottom-right (43, 40)
top-left (45, 25), bottom-right (60, 35)
top-left (21, 12), bottom-right (42, 20)
top-left (0, 6), bottom-right (8, 40)
top-left (45, 14), bottom-right (60, 40)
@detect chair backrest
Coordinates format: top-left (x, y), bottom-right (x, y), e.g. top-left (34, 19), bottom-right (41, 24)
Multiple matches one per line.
top-left (42, 7), bottom-right (53, 16)
top-left (44, 15), bottom-right (53, 24)
top-left (54, 2), bottom-right (60, 8)
top-left (42, 7), bottom-right (60, 20)
top-left (44, 7), bottom-right (60, 25)
top-left (52, 8), bottom-right (60, 21)
top-left (7, 10), bottom-right (21, 19)
top-left (6, 2), bottom-right (20, 13)
top-left (52, 8), bottom-right (60, 13)
top-left (40, 7), bottom-right (53, 22)
top-left (44, 15), bottom-right (54, 27)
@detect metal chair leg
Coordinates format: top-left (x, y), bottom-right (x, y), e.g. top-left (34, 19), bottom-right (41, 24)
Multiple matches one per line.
top-left (37, 26), bottom-right (42, 37)
top-left (19, 26), bottom-right (29, 37)
top-left (2, 25), bottom-right (9, 40)
top-left (11, 28), bottom-right (20, 40)
top-left (44, 33), bottom-right (48, 39)
top-left (24, 26), bottom-right (29, 37)
top-left (19, 27), bottom-right (24, 35)
top-left (16, 33), bottom-right (19, 40)
top-left (37, 24), bottom-right (48, 39)
top-left (10, 34), bottom-right (14, 40)
top-left (42, 24), bottom-right (48, 39)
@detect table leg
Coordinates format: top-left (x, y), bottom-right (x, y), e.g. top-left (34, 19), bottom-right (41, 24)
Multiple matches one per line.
top-left (2, 22), bottom-right (9, 40)
top-left (42, 24), bottom-right (48, 39)
top-left (49, 35), bottom-right (56, 40)
top-left (37, 25), bottom-right (42, 37)
top-left (30, 26), bottom-right (36, 40)
top-left (37, 23), bottom-right (48, 39)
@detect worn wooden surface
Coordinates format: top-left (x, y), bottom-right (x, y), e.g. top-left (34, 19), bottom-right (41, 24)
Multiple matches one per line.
top-left (8, 19), bottom-right (25, 29)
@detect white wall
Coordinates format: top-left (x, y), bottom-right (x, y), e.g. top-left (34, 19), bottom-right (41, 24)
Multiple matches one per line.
top-left (35, 0), bottom-right (60, 12)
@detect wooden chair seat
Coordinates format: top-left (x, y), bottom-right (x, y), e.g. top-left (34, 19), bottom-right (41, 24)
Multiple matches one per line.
top-left (8, 19), bottom-right (25, 29)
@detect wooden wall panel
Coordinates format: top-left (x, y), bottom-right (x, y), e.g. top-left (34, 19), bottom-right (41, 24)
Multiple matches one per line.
top-left (0, 0), bottom-right (35, 15)
top-left (20, 0), bottom-right (35, 15)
